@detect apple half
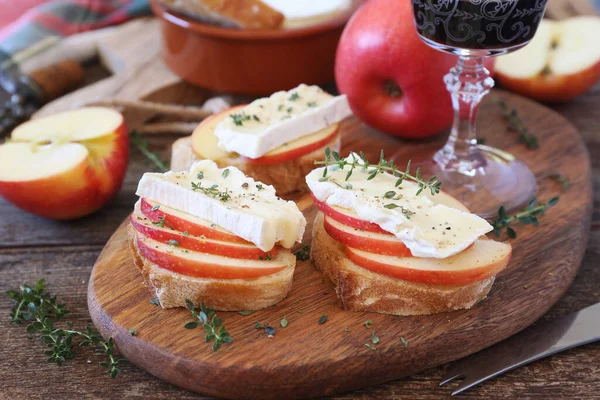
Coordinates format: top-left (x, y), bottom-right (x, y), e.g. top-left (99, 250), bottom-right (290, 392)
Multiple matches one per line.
top-left (495, 17), bottom-right (600, 103)
top-left (131, 205), bottom-right (276, 260)
top-left (0, 107), bottom-right (128, 219)
top-left (192, 105), bottom-right (340, 165)
top-left (135, 232), bottom-right (288, 279)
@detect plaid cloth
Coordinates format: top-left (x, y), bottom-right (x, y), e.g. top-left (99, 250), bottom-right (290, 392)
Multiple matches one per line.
top-left (0, 0), bottom-right (151, 56)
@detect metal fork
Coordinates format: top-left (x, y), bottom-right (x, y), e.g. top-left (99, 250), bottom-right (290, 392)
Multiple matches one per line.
top-left (440, 302), bottom-right (600, 395)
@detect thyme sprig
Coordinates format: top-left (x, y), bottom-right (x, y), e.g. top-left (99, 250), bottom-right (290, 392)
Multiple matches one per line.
top-left (131, 132), bottom-right (169, 172)
top-left (6, 279), bottom-right (124, 377)
top-left (314, 148), bottom-right (441, 196)
top-left (497, 99), bottom-right (539, 149)
top-left (191, 182), bottom-right (231, 202)
top-left (491, 197), bottom-right (559, 238)
top-left (184, 299), bottom-right (232, 352)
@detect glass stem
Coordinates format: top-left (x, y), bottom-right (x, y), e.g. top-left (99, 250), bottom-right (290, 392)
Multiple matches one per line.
top-left (434, 56), bottom-right (494, 176)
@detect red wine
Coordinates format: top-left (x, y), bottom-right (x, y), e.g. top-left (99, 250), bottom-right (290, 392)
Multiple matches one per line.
top-left (412, 0), bottom-right (547, 51)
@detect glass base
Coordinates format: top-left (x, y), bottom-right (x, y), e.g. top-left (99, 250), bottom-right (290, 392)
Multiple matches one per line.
top-left (395, 146), bottom-right (536, 218)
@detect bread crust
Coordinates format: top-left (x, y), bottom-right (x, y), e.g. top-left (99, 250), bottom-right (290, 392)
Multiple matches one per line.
top-left (311, 213), bottom-right (494, 316)
top-left (171, 132), bottom-right (341, 195)
top-left (128, 225), bottom-right (295, 310)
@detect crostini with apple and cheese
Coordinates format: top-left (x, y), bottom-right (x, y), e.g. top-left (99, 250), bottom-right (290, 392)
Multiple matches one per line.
top-left (171, 84), bottom-right (351, 195)
top-left (307, 151), bottom-right (512, 316)
top-left (129, 160), bottom-right (306, 310)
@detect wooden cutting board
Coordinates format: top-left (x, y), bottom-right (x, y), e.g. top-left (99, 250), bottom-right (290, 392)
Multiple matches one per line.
top-left (88, 89), bottom-right (592, 400)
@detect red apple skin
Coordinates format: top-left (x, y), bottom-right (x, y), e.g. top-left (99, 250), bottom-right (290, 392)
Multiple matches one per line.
top-left (323, 215), bottom-right (412, 257)
top-left (0, 122), bottom-right (129, 219)
top-left (130, 213), bottom-right (276, 259)
top-left (345, 246), bottom-right (509, 286)
top-left (241, 126), bottom-right (340, 165)
top-left (496, 60), bottom-right (600, 103)
top-left (311, 193), bottom-right (389, 234)
top-left (140, 198), bottom-right (249, 244)
top-left (136, 236), bottom-right (286, 279)
top-left (335, 0), bottom-right (494, 139)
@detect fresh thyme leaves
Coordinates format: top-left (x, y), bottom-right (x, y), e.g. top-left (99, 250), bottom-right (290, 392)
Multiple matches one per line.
top-left (152, 216), bottom-right (166, 228)
top-left (149, 297), bottom-right (160, 305)
top-left (253, 115), bottom-right (260, 122)
top-left (491, 197), bottom-right (559, 238)
top-left (288, 92), bottom-right (300, 101)
top-left (238, 310), bottom-right (254, 316)
top-left (131, 132), bottom-right (169, 172)
top-left (331, 179), bottom-right (353, 190)
top-left (370, 331), bottom-right (380, 345)
top-left (287, 107), bottom-right (293, 113)
top-left (383, 203), bottom-right (415, 219)
top-left (318, 315), bottom-right (328, 325)
top-left (6, 279), bottom-right (124, 377)
top-left (344, 327), bottom-right (350, 332)
top-left (259, 254), bottom-right (273, 261)
top-left (384, 191), bottom-right (396, 199)
top-left (230, 112), bottom-right (251, 126)
top-left (497, 99), bottom-right (539, 149)
top-left (197, 171), bottom-right (204, 179)
top-left (364, 320), bottom-right (374, 328)
top-left (400, 337), bottom-right (409, 348)
top-left (254, 321), bottom-right (268, 329)
top-left (129, 329), bottom-right (137, 336)
top-left (222, 169), bottom-right (230, 178)
top-left (294, 244), bottom-right (310, 261)
top-left (151, 204), bottom-right (160, 211)
top-left (548, 173), bottom-right (569, 191)
top-left (280, 315), bottom-right (288, 328)
top-left (191, 182), bottom-right (231, 201)
top-left (365, 343), bottom-right (377, 351)
top-left (307, 101), bottom-right (317, 107)
top-left (184, 299), bottom-right (232, 352)
top-left (256, 183), bottom-right (264, 191)
top-left (182, 231), bottom-right (189, 236)
top-left (314, 148), bottom-right (441, 196)
top-left (254, 321), bottom-right (276, 336)
top-left (168, 239), bottom-right (180, 247)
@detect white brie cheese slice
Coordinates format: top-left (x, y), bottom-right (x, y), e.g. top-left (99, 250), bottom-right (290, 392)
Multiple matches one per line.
top-left (136, 160), bottom-right (306, 251)
top-left (214, 84), bottom-right (351, 159)
top-left (306, 154), bottom-right (493, 259)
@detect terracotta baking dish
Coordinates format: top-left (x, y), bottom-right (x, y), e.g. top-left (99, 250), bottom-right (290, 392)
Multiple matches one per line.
top-left (150, 0), bottom-right (360, 95)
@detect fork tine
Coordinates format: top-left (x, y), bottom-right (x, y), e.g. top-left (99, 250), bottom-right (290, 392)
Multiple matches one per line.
top-left (439, 372), bottom-right (464, 387)
top-left (450, 375), bottom-right (489, 396)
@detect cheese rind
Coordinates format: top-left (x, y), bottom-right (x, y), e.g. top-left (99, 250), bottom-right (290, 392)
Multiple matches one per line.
top-left (136, 160), bottom-right (306, 251)
top-left (214, 84), bottom-right (351, 159)
top-left (306, 154), bottom-right (493, 259)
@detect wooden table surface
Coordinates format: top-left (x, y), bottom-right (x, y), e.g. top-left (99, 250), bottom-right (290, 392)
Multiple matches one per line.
top-left (1, 78), bottom-right (599, 399)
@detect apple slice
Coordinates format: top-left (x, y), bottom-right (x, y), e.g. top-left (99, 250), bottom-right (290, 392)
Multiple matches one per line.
top-left (135, 232), bottom-right (287, 279)
top-left (312, 190), bottom-right (469, 234)
top-left (323, 215), bottom-right (412, 257)
top-left (140, 198), bottom-right (249, 244)
top-left (495, 17), bottom-right (600, 103)
top-left (130, 208), bottom-right (276, 260)
top-left (192, 105), bottom-right (340, 165)
top-left (0, 107), bottom-right (128, 219)
top-left (346, 240), bottom-right (511, 286)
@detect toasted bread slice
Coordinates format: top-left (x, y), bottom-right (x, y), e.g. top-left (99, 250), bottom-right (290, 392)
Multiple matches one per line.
top-left (158, 0), bottom-right (284, 29)
top-left (128, 225), bottom-right (295, 310)
top-left (171, 132), bottom-right (341, 195)
top-left (311, 213), bottom-right (494, 316)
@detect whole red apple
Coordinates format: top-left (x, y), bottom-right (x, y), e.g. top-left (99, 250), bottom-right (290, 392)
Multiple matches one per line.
top-left (336, 0), bottom-right (462, 138)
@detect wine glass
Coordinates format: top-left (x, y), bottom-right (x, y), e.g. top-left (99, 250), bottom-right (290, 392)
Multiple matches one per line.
top-left (408, 0), bottom-right (548, 217)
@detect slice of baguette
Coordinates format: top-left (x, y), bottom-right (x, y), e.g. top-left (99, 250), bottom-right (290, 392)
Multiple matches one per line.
top-left (157, 0), bottom-right (284, 29)
top-left (171, 132), bottom-right (341, 195)
top-left (311, 213), bottom-right (494, 316)
top-left (128, 225), bottom-right (295, 310)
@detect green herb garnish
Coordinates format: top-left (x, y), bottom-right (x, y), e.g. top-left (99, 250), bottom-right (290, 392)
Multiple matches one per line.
top-left (222, 168), bottom-right (230, 178)
top-left (197, 171), bottom-right (204, 179)
top-left (400, 337), bottom-right (408, 348)
top-left (280, 315), bottom-right (288, 328)
top-left (256, 184), bottom-right (264, 191)
top-left (6, 279), bottom-right (124, 377)
top-left (383, 203), bottom-right (415, 219)
top-left (318, 315), bottom-right (328, 325)
top-left (315, 148), bottom-right (441, 196)
top-left (259, 254), bottom-right (273, 261)
top-left (548, 173), bottom-right (569, 191)
top-left (151, 204), bottom-right (160, 211)
top-left (307, 101), bottom-right (317, 107)
top-left (131, 132), bottom-right (169, 172)
top-left (238, 310), bottom-right (254, 316)
top-left (129, 329), bottom-right (137, 336)
top-left (152, 216), bottom-right (166, 228)
top-left (182, 231), bottom-right (189, 236)
top-left (150, 297), bottom-right (160, 306)
top-left (288, 92), bottom-right (300, 101)
top-left (168, 239), bottom-right (180, 247)
top-left (364, 320), bottom-right (373, 328)
top-left (497, 99), bottom-right (539, 149)
top-left (184, 299), bottom-right (232, 352)
top-left (370, 331), bottom-right (380, 345)
top-left (294, 244), bottom-right (310, 261)
top-left (230, 112), bottom-right (251, 126)
top-left (491, 197), bottom-right (559, 238)
top-left (364, 343), bottom-right (377, 351)
top-left (191, 182), bottom-right (231, 202)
